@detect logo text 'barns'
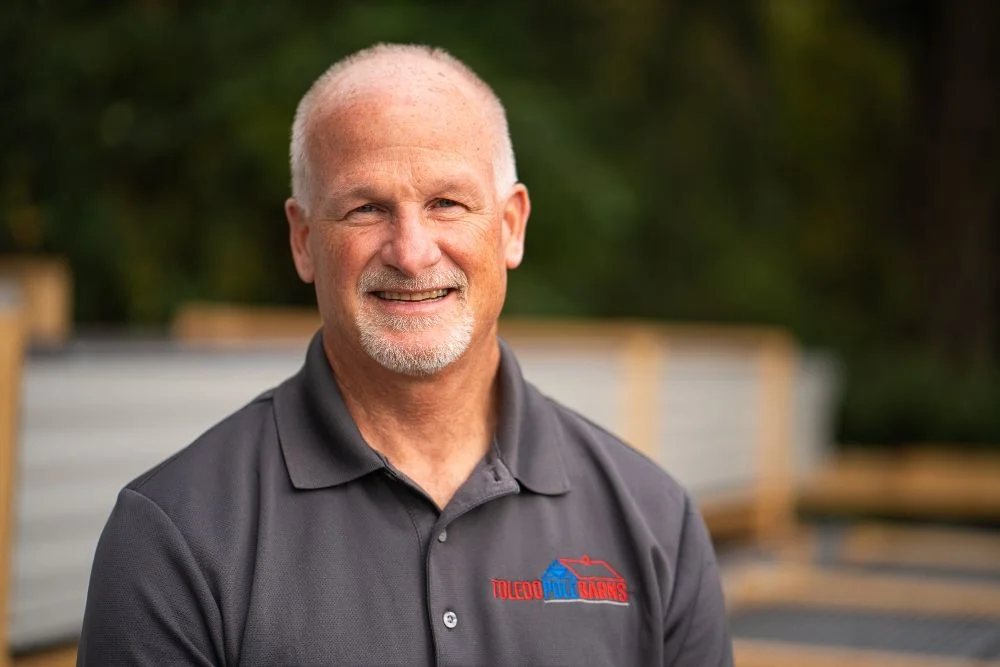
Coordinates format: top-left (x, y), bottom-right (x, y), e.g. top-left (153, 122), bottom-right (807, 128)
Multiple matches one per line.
top-left (491, 555), bottom-right (629, 607)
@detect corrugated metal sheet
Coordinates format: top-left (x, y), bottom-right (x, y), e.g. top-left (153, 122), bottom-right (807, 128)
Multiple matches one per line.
top-left (12, 345), bottom-right (303, 649)
top-left (10, 338), bottom-right (837, 649)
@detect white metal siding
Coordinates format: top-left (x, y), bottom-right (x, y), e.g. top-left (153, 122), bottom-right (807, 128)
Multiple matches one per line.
top-left (9, 339), bottom-right (837, 649)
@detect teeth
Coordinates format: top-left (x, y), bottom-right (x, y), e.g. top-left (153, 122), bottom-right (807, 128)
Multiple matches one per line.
top-left (378, 289), bottom-right (449, 302)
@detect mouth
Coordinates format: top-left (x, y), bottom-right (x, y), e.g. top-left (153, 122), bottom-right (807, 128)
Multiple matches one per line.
top-left (373, 288), bottom-right (453, 302)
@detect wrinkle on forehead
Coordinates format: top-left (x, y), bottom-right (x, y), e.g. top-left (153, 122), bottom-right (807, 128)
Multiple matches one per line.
top-left (315, 150), bottom-right (491, 218)
top-left (304, 69), bottom-right (497, 201)
top-left (312, 53), bottom-right (493, 138)
top-left (291, 47), bottom-right (516, 212)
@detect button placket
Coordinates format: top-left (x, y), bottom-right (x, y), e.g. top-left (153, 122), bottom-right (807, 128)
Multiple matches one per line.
top-left (426, 460), bottom-right (519, 662)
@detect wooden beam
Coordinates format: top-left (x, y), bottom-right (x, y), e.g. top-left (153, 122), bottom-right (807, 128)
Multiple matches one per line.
top-left (800, 449), bottom-right (1000, 519)
top-left (754, 333), bottom-right (797, 544)
top-left (0, 257), bottom-right (70, 346)
top-left (171, 302), bottom-right (319, 344)
top-left (698, 493), bottom-right (757, 542)
top-left (12, 647), bottom-right (77, 667)
top-left (621, 328), bottom-right (661, 459)
top-left (841, 523), bottom-right (1000, 574)
top-left (735, 638), bottom-right (1000, 667)
top-left (0, 297), bottom-right (25, 667)
top-left (726, 564), bottom-right (1000, 617)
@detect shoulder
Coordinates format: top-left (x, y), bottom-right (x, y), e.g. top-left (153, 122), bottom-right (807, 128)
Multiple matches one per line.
top-left (534, 384), bottom-right (692, 523)
top-left (124, 388), bottom-right (279, 524)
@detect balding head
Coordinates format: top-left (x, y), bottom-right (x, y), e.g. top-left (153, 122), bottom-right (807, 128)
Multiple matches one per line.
top-left (290, 44), bottom-right (517, 214)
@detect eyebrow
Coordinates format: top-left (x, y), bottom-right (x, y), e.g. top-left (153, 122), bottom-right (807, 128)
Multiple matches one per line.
top-left (316, 186), bottom-right (382, 218)
top-left (318, 177), bottom-right (486, 217)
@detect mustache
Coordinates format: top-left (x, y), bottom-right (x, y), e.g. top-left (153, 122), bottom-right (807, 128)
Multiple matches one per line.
top-left (357, 266), bottom-right (468, 293)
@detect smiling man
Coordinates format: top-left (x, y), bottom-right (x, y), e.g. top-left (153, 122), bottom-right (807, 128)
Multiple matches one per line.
top-left (78, 44), bottom-right (733, 666)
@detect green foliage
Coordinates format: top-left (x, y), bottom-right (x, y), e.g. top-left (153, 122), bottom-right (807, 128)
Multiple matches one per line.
top-left (840, 349), bottom-right (1000, 446)
top-left (1, 1), bottom-right (996, 444)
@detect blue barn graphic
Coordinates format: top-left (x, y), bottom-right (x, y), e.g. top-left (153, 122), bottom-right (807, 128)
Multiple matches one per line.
top-left (540, 555), bottom-right (625, 602)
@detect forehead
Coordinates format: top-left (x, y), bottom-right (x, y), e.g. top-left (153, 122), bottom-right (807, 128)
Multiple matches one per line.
top-left (306, 77), bottom-right (496, 194)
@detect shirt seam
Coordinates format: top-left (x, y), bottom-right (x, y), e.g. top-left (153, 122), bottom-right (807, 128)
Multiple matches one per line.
top-left (384, 472), bottom-right (428, 549)
top-left (120, 487), bottom-right (225, 665)
top-left (132, 395), bottom-right (275, 491)
top-left (667, 501), bottom-right (706, 659)
top-left (548, 395), bottom-right (662, 471)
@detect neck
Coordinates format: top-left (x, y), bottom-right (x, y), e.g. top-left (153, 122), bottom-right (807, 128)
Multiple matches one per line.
top-left (323, 330), bottom-right (501, 508)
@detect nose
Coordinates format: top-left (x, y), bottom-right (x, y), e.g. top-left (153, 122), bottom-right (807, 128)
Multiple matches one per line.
top-left (380, 206), bottom-right (442, 276)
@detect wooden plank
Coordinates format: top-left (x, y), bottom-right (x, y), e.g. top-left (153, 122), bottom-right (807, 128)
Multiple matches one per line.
top-left (0, 300), bottom-right (26, 667)
top-left (500, 316), bottom-right (788, 348)
top-left (173, 308), bottom-right (808, 545)
top-left (800, 450), bottom-right (1000, 519)
top-left (620, 328), bottom-right (661, 459)
top-left (726, 564), bottom-right (1000, 617)
top-left (841, 523), bottom-right (1000, 573)
top-left (12, 647), bottom-right (76, 667)
top-left (754, 333), bottom-right (797, 544)
top-left (0, 257), bottom-right (70, 346)
top-left (698, 493), bottom-right (756, 542)
top-left (172, 305), bottom-right (794, 350)
top-left (735, 638), bottom-right (1000, 667)
top-left (171, 301), bottom-right (319, 344)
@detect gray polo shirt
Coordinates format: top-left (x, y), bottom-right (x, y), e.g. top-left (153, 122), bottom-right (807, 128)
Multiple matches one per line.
top-left (78, 333), bottom-right (732, 666)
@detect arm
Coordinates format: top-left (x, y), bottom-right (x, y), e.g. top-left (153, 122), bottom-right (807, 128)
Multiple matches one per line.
top-left (662, 498), bottom-right (734, 667)
top-left (78, 488), bottom-right (224, 666)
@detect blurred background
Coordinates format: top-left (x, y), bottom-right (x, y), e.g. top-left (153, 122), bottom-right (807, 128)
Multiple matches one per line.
top-left (2, 0), bottom-right (998, 448)
top-left (1, 1), bottom-right (998, 666)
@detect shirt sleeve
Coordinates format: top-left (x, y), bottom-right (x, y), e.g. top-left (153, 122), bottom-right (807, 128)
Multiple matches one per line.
top-left (77, 488), bottom-right (224, 667)
top-left (662, 497), bottom-right (734, 667)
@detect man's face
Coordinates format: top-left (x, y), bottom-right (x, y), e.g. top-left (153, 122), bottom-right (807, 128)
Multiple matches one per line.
top-left (287, 83), bottom-right (528, 376)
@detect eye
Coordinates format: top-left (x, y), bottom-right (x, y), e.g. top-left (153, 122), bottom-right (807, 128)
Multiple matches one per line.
top-left (434, 199), bottom-right (460, 209)
top-left (353, 204), bottom-right (379, 214)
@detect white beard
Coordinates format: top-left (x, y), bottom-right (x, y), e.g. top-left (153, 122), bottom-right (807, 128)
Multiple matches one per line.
top-left (355, 267), bottom-right (474, 376)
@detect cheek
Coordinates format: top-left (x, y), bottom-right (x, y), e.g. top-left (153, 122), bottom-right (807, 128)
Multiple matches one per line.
top-left (460, 223), bottom-right (509, 299)
top-left (312, 229), bottom-right (376, 300)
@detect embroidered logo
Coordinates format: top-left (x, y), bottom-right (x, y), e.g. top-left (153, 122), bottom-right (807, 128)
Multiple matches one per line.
top-left (491, 554), bottom-right (630, 606)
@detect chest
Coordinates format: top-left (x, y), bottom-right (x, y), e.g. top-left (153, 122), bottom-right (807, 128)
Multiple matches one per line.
top-left (233, 481), bottom-right (662, 666)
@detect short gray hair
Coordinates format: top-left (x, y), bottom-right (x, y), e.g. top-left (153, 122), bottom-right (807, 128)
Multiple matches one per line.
top-left (289, 43), bottom-right (517, 212)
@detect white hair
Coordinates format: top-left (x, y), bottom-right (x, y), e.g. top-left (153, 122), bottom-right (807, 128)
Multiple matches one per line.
top-left (354, 265), bottom-right (474, 376)
top-left (289, 43), bottom-right (517, 213)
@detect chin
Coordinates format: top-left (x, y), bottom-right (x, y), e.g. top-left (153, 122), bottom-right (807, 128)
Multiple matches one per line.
top-left (357, 319), bottom-right (475, 377)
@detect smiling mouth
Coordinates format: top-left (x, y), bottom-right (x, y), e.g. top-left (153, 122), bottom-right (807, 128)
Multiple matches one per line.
top-left (374, 288), bottom-right (452, 302)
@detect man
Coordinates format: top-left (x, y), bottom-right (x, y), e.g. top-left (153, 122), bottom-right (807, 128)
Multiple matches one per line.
top-left (79, 43), bottom-right (732, 666)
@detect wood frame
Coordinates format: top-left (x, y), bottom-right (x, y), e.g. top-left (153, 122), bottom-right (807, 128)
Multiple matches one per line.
top-left (170, 305), bottom-right (807, 544)
top-left (838, 522), bottom-right (1000, 574)
top-left (734, 639), bottom-right (1000, 667)
top-left (800, 448), bottom-right (1000, 520)
top-left (11, 647), bottom-right (76, 667)
top-left (726, 563), bottom-right (1000, 617)
top-left (166, 304), bottom-right (1000, 666)
top-left (171, 301), bottom-right (320, 344)
top-left (726, 561), bottom-right (1000, 667)
top-left (1, 298), bottom-right (25, 667)
top-left (498, 318), bottom-right (799, 544)
top-left (0, 284), bottom-right (77, 667)
top-left (0, 257), bottom-right (70, 346)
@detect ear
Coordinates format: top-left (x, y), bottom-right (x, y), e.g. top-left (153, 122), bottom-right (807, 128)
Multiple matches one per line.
top-left (501, 183), bottom-right (530, 269)
top-left (286, 198), bottom-right (315, 283)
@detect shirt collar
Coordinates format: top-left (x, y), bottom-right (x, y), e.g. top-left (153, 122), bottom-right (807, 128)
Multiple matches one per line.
top-left (494, 338), bottom-right (571, 495)
top-left (274, 331), bottom-right (571, 496)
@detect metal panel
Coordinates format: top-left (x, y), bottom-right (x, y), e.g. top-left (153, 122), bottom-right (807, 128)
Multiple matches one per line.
top-left (659, 348), bottom-right (760, 496)
top-left (509, 342), bottom-right (624, 435)
top-left (10, 338), bottom-right (839, 649)
top-left (11, 346), bottom-right (303, 649)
